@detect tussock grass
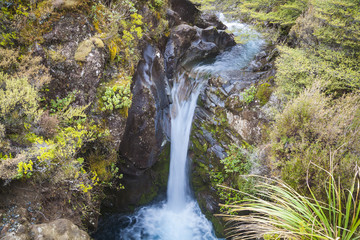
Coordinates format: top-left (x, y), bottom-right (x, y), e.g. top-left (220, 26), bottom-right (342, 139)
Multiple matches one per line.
top-left (219, 165), bottom-right (360, 240)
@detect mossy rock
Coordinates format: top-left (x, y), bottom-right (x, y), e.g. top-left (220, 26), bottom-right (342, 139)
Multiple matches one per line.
top-left (256, 82), bottom-right (273, 106)
top-left (137, 142), bottom-right (170, 206)
top-left (49, 50), bottom-right (66, 62)
top-left (74, 38), bottom-right (104, 62)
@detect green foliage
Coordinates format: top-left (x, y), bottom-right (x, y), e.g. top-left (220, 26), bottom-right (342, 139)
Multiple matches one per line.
top-left (221, 169), bottom-right (360, 240)
top-left (50, 91), bottom-right (77, 113)
top-left (209, 144), bottom-right (256, 212)
top-left (0, 32), bottom-right (17, 46)
top-left (0, 152), bottom-right (12, 161)
top-left (220, 145), bottom-right (252, 174)
top-left (270, 85), bottom-right (360, 197)
top-left (0, 72), bottom-right (41, 131)
top-left (312, 0), bottom-right (360, 52)
top-left (240, 85), bottom-right (256, 104)
top-left (275, 46), bottom-right (360, 98)
top-left (16, 160), bottom-right (33, 179)
top-left (149, 0), bottom-right (164, 10)
top-left (101, 83), bottom-right (132, 112)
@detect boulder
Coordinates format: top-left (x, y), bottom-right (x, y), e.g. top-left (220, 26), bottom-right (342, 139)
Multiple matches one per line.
top-left (195, 12), bottom-right (227, 30)
top-left (169, 0), bottom-right (200, 24)
top-left (165, 24), bottom-right (236, 79)
top-left (30, 219), bottom-right (90, 240)
top-left (1, 219), bottom-right (89, 240)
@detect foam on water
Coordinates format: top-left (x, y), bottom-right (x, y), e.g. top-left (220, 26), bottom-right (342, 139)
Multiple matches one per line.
top-left (196, 13), bottom-right (265, 76)
top-left (118, 200), bottom-right (216, 240)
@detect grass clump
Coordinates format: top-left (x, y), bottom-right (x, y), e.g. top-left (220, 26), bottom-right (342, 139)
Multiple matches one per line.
top-left (220, 166), bottom-right (360, 240)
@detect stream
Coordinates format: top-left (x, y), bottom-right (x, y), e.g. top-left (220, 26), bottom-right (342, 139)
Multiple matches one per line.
top-left (93, 14), bottom-right (264, 240)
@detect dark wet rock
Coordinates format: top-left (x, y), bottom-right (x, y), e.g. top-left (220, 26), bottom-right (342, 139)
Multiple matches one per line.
top-left (119, 45), bottom-right (170, 171)
top-left (166, 9), bottom-right (182, 28)
top-left (169, 0), bottom-right (200, 24)
top-left (164, 24), bottom-right (236, 79)
top-left (195, 12), bottom-right (227, 30)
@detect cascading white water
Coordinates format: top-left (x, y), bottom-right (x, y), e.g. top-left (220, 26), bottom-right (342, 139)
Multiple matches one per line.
top-left (116, 72), bottom-right (217, 240)
top-left (167, 73), bottom-right (202, 211)
top-left (94, 13), bottom-right (264, 240)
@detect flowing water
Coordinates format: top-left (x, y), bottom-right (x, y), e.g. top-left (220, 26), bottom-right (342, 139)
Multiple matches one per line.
top-left (94, 14), bottom-right (264, 240)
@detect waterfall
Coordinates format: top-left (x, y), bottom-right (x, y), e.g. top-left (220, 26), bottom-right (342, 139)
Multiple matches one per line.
top-left (110, 72), bottom-right (217, 240)
top-left (167, 73), bottom-right (203, 211)
top-left (93, 13), bottom-right (264, 240)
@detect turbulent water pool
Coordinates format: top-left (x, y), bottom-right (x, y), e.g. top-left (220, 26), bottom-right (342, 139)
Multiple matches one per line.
top-left (93, 14), bottom-right (264, 240)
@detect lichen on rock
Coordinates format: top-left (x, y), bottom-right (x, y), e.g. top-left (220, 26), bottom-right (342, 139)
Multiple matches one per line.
top-left (74, 37), bottom-right (105, 62)
top-left (52, 0), bottom-right (82, 10)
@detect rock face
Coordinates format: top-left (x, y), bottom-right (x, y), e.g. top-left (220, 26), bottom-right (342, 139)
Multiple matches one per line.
top-left (120, 45), bottom-right (170, 171)
top-left (169, 0), bottom-right (200, 24)
top-left (190, 47), bottom-right (278, 236)
top-left (42, 14), bottom-right (106, 106)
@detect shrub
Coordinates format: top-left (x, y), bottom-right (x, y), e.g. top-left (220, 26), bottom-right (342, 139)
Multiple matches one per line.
top-left (0, 48), bottom-right (51, 88)
top-left (101, 82), bottom-right (132, 112)
top-left (270, 85), bottom-right (360, 197)
top-left (209, 144), bottom-right (257, 211)
top-left (275, 46), bottom-right (360, 98)
top-left (39, 111), bottom-right (59, 138)
top-left (240, 85), bottom-right (256, 104)
top-left (312, 0), bottom-right (360, 52)
top-left (0, 72), bottom-right (41, 132)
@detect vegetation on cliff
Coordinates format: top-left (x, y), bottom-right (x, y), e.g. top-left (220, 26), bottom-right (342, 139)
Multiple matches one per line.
top-left (0, 0), bottom-right (170, 233)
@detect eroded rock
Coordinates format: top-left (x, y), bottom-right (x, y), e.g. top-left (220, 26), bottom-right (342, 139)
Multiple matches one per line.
top-left (120, 45), bottom-right (170, 171)
top-left (165, 24), bottom-right (236, 79)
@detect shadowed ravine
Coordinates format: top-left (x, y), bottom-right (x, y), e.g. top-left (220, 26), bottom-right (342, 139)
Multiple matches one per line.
top-left (93, 14), bottom-right (264, 240)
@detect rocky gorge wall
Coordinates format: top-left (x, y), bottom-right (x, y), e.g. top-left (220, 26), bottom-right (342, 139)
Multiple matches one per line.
top-left (0, 0), bottom-right (282, 238)
top-left (0, 0), bottom-right (244, 238)
top-left (107, 0), bottom-right (238, 212)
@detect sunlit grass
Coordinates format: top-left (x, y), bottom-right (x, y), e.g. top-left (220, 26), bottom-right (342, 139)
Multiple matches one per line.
top-left (219, 166), bottom-right (360, 240)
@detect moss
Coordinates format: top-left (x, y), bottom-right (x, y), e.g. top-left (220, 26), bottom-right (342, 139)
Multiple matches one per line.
top-left (256, 82), bottom-right (273, 106)
top-left (137, 142), bottom-right (170, 206)
top-left (49, 50), bottom-right (66, 62)
top-left (74, 40), bottom-right (94, 62)
top-left (91, 37), bottom-right (105, 48)
top-left (74, 37), bottom-right (104, 62)
top-left (211, 216), bottom-right (225, 238)
top-left (152, 142), bottom-right (170, 188)
top-left (138, 187), bottom-right (158, 206)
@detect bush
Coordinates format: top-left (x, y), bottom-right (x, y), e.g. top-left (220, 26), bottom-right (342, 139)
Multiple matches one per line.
top-left (275, 46), bottom-right (360, 98)
top-left (0, 72), bottom-right (41, 132)
top-left (240, 85), bottom-right (256, 104)
top-left (101, 82), bottom-right (132, 112)
top-left (0, 48), bottom-right (51, 88)
top-left (209, 144), bottom-right (257, 211)
top-left (270, 85), bottom-right (360, 197)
